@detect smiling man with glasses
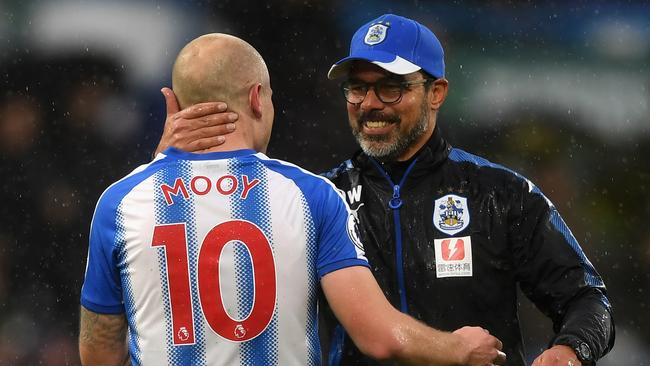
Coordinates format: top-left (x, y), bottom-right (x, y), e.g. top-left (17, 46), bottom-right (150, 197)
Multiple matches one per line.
top-left (328, 16), bottom-right (447, 164)
top-left (339, 74), bottom-right (437, 161)
top-left (153, 13), bottom-right (614, 366)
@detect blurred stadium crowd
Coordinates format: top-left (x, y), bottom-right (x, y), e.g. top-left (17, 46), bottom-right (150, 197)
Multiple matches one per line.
top-left (0, 0), bottom-right (648, 364)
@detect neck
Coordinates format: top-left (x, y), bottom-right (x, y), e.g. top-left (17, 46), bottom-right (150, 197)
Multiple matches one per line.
top-left (199, 117), bottom-right (259, 153)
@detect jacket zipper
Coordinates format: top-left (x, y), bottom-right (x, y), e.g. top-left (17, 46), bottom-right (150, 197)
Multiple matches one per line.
top-left (369, 157), bottom-right (419, 313)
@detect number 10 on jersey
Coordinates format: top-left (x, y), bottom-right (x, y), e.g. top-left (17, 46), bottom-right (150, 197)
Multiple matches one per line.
top-left (152, 220), bottom-right (277, 345)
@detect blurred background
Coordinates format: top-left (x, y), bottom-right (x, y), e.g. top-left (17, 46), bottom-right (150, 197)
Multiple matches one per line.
top-left (0, 0), bottom-right (648, 364)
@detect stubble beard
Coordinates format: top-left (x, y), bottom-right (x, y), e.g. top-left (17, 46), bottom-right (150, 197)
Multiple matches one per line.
top-left (352, 100), bottom-right (430, 162)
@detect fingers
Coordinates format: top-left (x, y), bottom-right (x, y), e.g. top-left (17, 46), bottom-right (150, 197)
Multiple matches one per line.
top-left (189, 135), bottom-right (228, 152)
top-left (193, 123), bottom-right (237, 139)
top-left (159, 103), bottom-right (237, 152)
top-left (168, 111), bottom-right (237, 148)
top-left (490, 336), bottom-right (505, 365)
top-left (494, 337), bottom-right (503, 351)
top-left (495, 350), bottom-right (507, 365)
top-left (179, 125), bottom-right (233, 151)
top-left (187, 113), bottom-right (238, 131)
top-left (178, 102), bottom-right (230, 120)
top-left (533, 345), bottom-right (582, 366)
top-left (161, 87), bottom-right (180, 116)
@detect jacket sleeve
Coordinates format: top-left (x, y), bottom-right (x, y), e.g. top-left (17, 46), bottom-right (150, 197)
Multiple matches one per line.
top-left (508, 177), bottom-right (615, 361)
top-left (551, 288), bottom-right (614, 364)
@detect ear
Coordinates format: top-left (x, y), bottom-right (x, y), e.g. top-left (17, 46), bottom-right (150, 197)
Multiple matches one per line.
top-left (249, 83), bottom-right (263, 118)
top-left (428, 78), bottom-right (449, 110)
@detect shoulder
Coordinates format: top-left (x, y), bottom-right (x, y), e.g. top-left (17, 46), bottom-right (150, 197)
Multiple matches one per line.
top-left (448, 148), bottom-right (511, 173)
top-left (252, 153), bottom-right (343, 196)
top-left (448, 148), bottom-right (532, 186)
top-left (448, 148), bottom-right (555, 207)
top-left (93, 158), bottom-right (170, 223)
top-left (321, 159), bottom-right (355, 181)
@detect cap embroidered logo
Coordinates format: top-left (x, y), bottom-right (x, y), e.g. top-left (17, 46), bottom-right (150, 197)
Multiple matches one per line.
top-left (364, 23), bottom-right (389, 45)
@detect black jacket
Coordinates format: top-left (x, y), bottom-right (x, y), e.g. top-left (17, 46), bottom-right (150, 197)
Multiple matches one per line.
top-left (321, 127), bottom-right (614, 366)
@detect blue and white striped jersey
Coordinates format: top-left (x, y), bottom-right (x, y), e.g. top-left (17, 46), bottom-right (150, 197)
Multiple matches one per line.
top-left (81, 147), bottom-right (368, 366)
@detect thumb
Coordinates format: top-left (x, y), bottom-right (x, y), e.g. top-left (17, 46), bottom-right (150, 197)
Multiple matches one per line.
top-left (161, 87), bottom-right (180, 116)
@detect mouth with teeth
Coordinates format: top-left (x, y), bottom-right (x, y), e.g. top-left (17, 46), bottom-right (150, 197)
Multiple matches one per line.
top-left (361, 120), bottom-right (397, 136)
top-left (359, 114), bottom-right (400, 135)
top-left (365, 121), bottom-right (391, 128)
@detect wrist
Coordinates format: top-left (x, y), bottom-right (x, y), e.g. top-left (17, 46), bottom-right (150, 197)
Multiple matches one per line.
top-left (448, 332), bottom-right (468, 366)
top-left (553, 336), bottom-right (594, 365)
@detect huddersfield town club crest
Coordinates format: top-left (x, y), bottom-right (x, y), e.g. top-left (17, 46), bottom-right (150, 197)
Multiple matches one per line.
top-left (433, 194), bottom-right (470, 236)
top-left (364, 23), bottom-right (389, 45)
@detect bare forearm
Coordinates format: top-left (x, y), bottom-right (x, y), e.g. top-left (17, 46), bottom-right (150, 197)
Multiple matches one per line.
top-left (79, 306), bottom-right (129, 365)
top-left (382, 312), bottom-right (465, 365)
top-left (322, 268), bottom-right (463, 365)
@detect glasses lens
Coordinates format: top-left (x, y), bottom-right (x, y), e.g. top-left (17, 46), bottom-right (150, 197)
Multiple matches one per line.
top-left (341, 80), bottom-right (408, 104)
top-left (376, 81), bottom-right (403, 103)
top-left (342, 82), bottom-right (366, 104)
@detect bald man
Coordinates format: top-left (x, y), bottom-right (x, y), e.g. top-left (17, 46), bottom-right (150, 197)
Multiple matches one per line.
top-left (79, 34), bottom-right (505, 366)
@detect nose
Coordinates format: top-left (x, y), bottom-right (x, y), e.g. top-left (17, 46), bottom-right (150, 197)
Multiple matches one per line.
top-left (360, 86), bottom-right (384, 111)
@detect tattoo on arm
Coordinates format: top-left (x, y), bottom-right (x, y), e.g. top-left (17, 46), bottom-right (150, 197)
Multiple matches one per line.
top-left (79, 306), bottom-right (128, 362)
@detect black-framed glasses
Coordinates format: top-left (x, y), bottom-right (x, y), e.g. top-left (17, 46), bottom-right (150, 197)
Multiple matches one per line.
top-left (340, 78), bottom-right (434, 105)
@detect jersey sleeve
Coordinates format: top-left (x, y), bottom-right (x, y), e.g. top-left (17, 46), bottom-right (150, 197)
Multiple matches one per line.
top-left (313, 183), bottom-right (369, 278)
top-left (80, 190), bottom-right (125, 314)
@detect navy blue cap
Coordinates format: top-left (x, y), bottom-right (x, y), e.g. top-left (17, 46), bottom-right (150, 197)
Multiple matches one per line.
top-left (328, 14), bottom-right (445, 79)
